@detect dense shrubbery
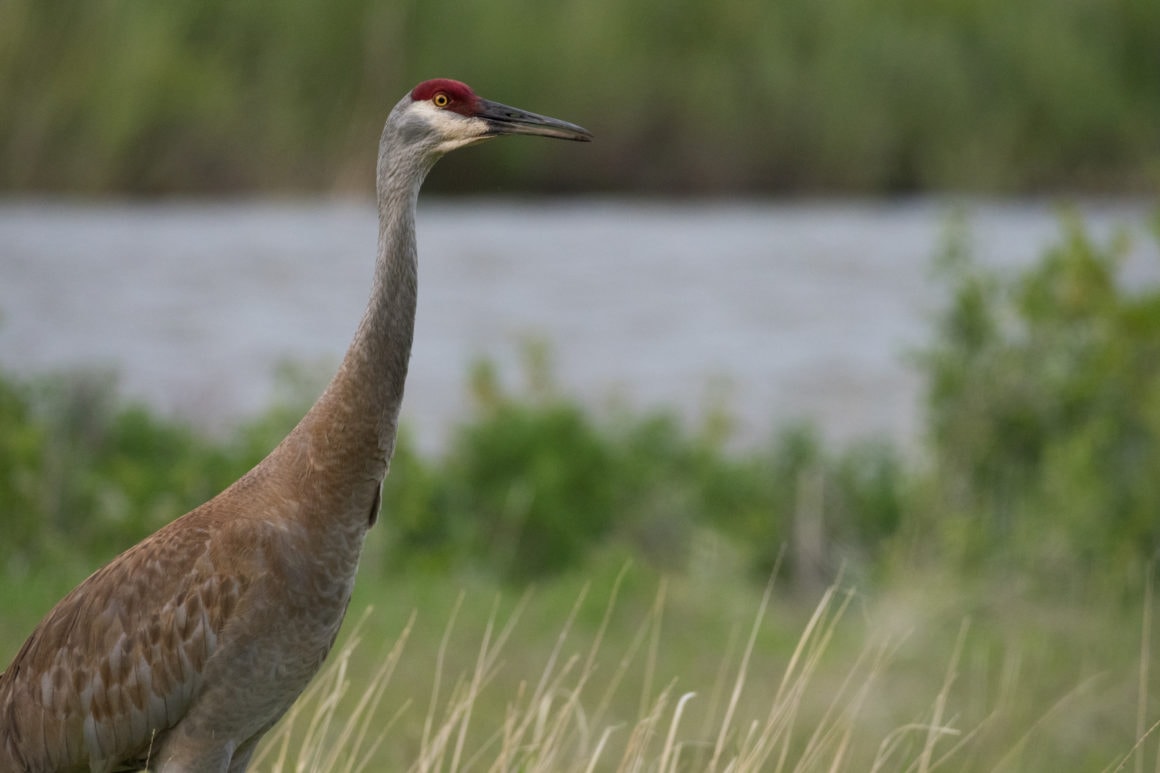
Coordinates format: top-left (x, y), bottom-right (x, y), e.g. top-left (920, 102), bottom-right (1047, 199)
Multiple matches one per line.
top-left (913, 213), bottom-right (1160, 593)
top-left (0, 371), bottom-right (278, 572)
top-left (1, 0), bottom-right (1158, 194)
top-left (380, 352), bottom-right (908, 583)
top-left (2, 216), bottom-right (1159, 595)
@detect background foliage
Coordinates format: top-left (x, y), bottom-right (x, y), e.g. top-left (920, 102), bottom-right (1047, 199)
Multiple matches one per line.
top-left (1, 0), bottom-right (1158, 194)
top-left (5, 4), bottom-right (1159, 761)
top-left (3, 216), bottom-right (1158, 599)
top-left (913, 213), bottom-right (1160, 594)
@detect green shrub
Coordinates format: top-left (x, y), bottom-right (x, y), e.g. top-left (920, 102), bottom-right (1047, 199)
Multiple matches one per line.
top-left (378, 349), bottom-right (907, 585)
top-left (0, 367), bottom-right (310, 575)
top-left (916, 212), bottom-right (1160, 593)
top-left (0, 371), bottom-right (237, 569)
top-left (382, 355), bottom-right (622, 580)
top-left (0, 368), bottom-right (49, 568)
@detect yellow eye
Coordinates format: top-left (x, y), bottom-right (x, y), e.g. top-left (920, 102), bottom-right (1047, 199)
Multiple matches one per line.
top-left (433, 92), bottom-right (450, 108)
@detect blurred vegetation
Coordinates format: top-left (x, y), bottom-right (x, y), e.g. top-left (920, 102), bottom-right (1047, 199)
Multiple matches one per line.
top-left (1, 0), bottom-right (1159, 194)
top-left (911, 212), bottom-right (1160, 595)
top-left (2, 215), bottom-right (1159, 601)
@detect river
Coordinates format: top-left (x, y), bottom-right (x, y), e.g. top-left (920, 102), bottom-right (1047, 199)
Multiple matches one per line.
top-left (0, 198), bottom-right (1155, 453)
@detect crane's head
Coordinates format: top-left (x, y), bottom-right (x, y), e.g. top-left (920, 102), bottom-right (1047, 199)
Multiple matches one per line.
top-left (390, 79), bottom-right (592, 158)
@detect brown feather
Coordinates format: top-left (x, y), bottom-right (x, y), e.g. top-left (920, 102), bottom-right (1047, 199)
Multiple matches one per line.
top-left (0, 80), bottom-right (588, 773)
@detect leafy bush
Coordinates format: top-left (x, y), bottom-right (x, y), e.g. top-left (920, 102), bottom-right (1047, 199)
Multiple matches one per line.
top-left (0, 371), bottom-right (234, 569)
top-left (378, 350), bottom-right (906, 584)
top-left (0, 368), bottom-right (305, 575)
top-left (381, 357), bottom-right (627, 580)
top-left (0, 368), bottom-right (48, 567)
top-left (915, 213), bottom-right (1160, 592)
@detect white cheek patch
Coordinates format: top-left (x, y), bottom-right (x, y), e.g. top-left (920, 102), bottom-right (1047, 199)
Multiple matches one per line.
top-left (410, 101), bottom-right (490, 151)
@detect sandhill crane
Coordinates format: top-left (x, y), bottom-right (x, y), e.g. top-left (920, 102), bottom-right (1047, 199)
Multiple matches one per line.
top-left (0, 78), bottom-right (591, 772)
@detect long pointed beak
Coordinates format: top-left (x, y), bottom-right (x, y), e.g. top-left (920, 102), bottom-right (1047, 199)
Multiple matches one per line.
top-left (477, 98), bottom-right (593, 142)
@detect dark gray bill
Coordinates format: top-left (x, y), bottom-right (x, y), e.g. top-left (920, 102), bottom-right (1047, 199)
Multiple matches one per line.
top-left (478, 98), bottom-right (593, 141)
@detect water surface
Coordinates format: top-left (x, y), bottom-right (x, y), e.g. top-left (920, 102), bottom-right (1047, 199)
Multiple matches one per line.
top-left (0, 198), bottom-right (1154, 452)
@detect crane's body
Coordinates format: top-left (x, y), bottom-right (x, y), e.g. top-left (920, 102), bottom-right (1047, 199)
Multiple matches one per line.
top-left (0, 79), bottom-right (590, 773)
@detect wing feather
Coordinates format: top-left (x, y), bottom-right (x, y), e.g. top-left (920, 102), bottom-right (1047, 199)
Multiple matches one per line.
top-left (0, 511), bottom-right (252, 771)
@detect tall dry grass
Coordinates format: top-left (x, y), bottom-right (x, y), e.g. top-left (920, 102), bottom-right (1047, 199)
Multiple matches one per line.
top-left (250, 572), bottom-right (1048, 773)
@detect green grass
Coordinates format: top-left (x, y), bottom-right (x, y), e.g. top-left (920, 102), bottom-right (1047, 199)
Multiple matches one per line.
top-left (255, 562), bottom-right (1160, 771)
top-left (2, 452), bottom-right (1158, 770)
top-left (8, 557), bottom-right (1151, 771)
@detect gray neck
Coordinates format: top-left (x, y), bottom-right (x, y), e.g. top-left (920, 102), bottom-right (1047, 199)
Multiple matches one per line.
top-left (277, 117), bottom-right (436, 492)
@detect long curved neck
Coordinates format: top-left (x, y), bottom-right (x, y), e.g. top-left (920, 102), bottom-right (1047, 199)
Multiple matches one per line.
top-left (271, 129), bottom-right (435, 506)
